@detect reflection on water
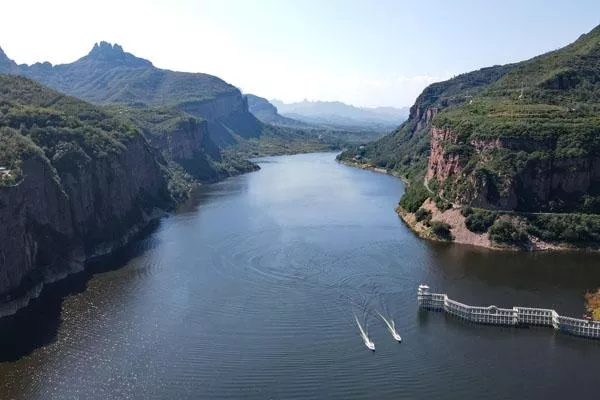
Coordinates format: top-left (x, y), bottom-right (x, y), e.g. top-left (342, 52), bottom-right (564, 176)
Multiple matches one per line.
top-left (0, 152), bottom-right (599, 399)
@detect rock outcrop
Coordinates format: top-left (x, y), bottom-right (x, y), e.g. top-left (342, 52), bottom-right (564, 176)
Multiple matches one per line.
top-left (425, 127), bottom-right (461, 183)
top-left (425, 124), bottom-right (600, 212)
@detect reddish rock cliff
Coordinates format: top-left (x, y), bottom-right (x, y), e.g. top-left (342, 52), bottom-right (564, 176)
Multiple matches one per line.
top-left (425, 125), bottom-right (600, 212)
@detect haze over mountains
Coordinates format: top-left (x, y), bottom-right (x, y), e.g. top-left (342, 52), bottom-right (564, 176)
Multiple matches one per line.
top-left (245, 94), bottom-right (394, 143)
top-left (271, 99), bottom-right (409, 131)
top-left (245, 94), bottom-right (309, 128)
top-left (2, 42), bottom-right (361, 156)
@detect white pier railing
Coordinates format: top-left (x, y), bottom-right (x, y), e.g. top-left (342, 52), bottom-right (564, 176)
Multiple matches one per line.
top-left (417, 284), bottom-right (600, 339)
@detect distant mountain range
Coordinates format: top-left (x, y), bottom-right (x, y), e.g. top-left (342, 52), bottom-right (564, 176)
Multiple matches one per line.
top-left (270, 99), bottom-right (410, 131)
top-left (245, 94), bottom-right (309, 128)
top-left (245, 94), bottom-right (395, 143)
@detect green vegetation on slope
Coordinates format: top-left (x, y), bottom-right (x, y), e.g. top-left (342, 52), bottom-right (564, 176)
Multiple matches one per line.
top-left (430, 221), bottom-right (453, 241)
top-left (431, 25), bottom-right (600, 213)
top-left (0, 75), bottom-right (192, 203)
top-left (229, 123), bottom-right (340, 157)
top-left (488, 219), bottom-right (528, 248)
top-left (3, 43), bottom-right (366, 158)
top-left (1, 42), bottom-right (269, 153)
top-left (0, 75), bottom-right (138, 179)
top-left (463, 207), bottom-right (497, 233)
top-left (399, 181), bottom-right (429, 213)
top-left (338, 25), bottom-right (600, 249)
top-left (0, 127), bottom-right (42, 185)
top-left (109, 105), bottom-right (259, 182)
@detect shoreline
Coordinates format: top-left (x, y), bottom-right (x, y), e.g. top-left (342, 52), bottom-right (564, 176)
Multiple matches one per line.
top-left (338, 158), bottom-right (600, 253)
top-left (337, 159), bottom-right (409, 184)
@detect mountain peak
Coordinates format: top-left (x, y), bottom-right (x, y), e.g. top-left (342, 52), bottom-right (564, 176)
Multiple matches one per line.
top-left (0, 46), bottom-right (18, 72)
top-left (90, 41), bottom-right (124, 57)
top-left (83, 41), bottom-right (152, 68)
top-left (0, 46), bottom-right (13, 63)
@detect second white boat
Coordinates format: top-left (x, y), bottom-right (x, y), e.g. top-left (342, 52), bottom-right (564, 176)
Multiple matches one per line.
top-left (377, 311), bottom-right (402, 342)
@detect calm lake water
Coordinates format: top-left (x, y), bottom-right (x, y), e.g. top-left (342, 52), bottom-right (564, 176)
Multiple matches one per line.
top-left (1, 152), bottom-right (600, 399)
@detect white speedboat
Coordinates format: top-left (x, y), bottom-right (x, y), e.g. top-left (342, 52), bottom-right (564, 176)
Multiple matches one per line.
top-left (378, 311), bottom-right (402, 343)
top-left (355, 315), bottom-right (375, 351)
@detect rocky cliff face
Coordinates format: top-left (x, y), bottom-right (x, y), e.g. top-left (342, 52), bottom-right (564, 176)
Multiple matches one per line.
top-left (145, 117), bottom-right (222, 181)
top-left (425, 127), bottom-right (461, 183)
top-left (0, 157), bottom-right (74, 303)
top-left (0, 135), bottom-right (171, 316)
top-left (179, 92), bottom-right (247, 121)
top-left (412, 104), bottom-right (438, 134)
top-left (58, 135), bottom-right (171, 254)
top-left (178, 92), bottom-right (263, 146)
top-left (0, 76), bottom-right (175, 316)
top-left (426, 125), bottom-right (600, 212)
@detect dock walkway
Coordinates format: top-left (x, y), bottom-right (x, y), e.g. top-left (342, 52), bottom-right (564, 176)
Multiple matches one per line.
top-left (418, 284), bottom-right (600, 339)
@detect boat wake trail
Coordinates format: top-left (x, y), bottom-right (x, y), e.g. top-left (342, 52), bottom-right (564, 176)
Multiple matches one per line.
top-left (354, 314), bottom-right (375, 351)
top-left (377, 311), bottom-right (402, 342)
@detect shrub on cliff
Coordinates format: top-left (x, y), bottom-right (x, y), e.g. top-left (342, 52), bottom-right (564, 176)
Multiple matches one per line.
top-left (434, 195), bottom-right (452, 211)
top-left (489, 220), bottom-right (528, 248)
top-left (415, 207), bottom-right (432, 224)
top-left (399, 181), bottom-right (429, 213)
top-left (465, 209), bottom-right (498, 233)
top-left (430, 221), bottom-right (453, 241)
top-left (525, 213), bottom-right (600, 245)
top-left (0, 127), bottom-right (44, 186)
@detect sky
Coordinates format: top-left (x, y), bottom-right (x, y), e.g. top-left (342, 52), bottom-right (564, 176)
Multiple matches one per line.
top-left (1, 0), bottom-right (599, 108)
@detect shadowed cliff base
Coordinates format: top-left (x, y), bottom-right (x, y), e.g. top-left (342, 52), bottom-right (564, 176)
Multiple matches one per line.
top-left (0, 219), bottom-right (161, 362)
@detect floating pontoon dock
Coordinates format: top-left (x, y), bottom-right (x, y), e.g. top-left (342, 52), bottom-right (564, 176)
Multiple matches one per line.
top-left (417, 284), bottom-right (600, 339)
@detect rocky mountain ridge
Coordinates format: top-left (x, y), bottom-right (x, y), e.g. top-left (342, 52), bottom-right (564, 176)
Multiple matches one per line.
top-left (339, 24), bottom-right (600, 249)
top-left (0, 42), bottom-right (264, 148)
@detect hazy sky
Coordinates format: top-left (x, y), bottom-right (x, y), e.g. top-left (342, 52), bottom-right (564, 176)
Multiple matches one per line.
top-left (1, 0), bottom-right (598, 107)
